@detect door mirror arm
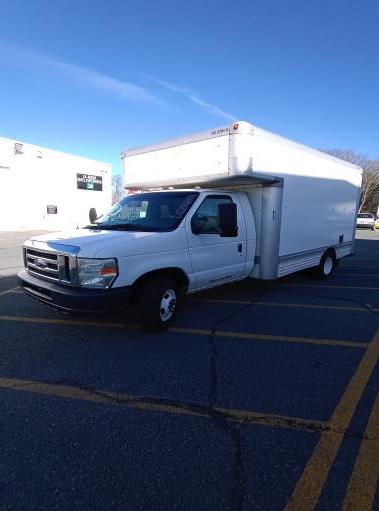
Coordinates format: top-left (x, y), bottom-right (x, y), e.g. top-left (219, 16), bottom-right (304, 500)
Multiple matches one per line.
top-left (220, 226), bottom-right (238, 237)
top-left (191, 223), bottom-right (202, 235)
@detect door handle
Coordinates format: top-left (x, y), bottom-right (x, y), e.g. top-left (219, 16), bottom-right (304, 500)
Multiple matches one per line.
top-left (238, 243), bottom-right (243, 253)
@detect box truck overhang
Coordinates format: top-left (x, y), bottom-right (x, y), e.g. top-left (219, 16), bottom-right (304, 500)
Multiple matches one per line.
top-left (126, 173), bottom-right (283, 191)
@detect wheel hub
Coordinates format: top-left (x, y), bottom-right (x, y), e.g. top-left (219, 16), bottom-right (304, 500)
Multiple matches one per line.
top-left (323, 256), bottom-right (333, 275)
top-left (160, 289), bottom-right (177, 321)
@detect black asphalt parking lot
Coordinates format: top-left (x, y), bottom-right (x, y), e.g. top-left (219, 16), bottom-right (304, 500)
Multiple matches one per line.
top-left (0, 230), bottom-right (378, 510)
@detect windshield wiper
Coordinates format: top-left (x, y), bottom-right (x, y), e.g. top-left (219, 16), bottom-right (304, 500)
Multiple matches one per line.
top-left (84, 223), bottom-right (170, 232)
top-left (90, 223), bottom-right (153, 231)
top-left (84, 224), bottom-right (103, 229)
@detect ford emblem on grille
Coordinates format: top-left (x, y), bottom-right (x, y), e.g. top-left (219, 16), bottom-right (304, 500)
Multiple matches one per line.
top-left (35, 258), bottom-right (48, 269)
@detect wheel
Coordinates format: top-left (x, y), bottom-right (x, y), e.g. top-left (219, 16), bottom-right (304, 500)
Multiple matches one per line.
top-left (312, 251), bottom-right (336, 279)
top-left (138, 276), bottom-right (179, 331)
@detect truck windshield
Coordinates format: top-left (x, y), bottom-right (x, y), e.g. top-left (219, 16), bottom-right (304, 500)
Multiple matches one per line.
top-left (357, 213), bottom-right (373, 219)
top-left (91, 191), bottom-right (199, 232)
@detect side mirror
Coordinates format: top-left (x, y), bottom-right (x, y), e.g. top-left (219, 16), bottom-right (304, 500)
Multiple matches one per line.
top-left (89, 208), bottom-right (98, 224)
top-left (217, 203), bottom-right (238, 237)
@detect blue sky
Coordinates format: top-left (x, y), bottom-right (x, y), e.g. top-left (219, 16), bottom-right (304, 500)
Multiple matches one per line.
top-left (0, 0), bottom-right (378, 173)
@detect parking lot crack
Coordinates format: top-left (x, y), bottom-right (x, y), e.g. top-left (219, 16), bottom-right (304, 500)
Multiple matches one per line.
top-left (204, 288), bottom-right (269, 511)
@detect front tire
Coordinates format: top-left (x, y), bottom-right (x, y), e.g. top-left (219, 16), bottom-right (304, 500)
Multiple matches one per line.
top-left (138, 276), bottom-right (179, 331)
top-left (312, 251), bottom-right (336, 279)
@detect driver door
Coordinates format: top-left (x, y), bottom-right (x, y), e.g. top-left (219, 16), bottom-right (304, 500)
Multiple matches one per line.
top-left (186, 194), bottom-right (247, 290)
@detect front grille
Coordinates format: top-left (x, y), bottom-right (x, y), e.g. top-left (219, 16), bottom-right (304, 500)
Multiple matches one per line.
top-left (25, 247), bottom-right (71, 284)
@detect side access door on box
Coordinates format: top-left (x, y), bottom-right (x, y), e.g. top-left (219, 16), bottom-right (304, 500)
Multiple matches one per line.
top-left (185, 193), bottom-right (247, 290)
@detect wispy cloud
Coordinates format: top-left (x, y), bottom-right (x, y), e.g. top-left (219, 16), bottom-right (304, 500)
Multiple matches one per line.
top-left (43, 57), bottom-right (162, 104)
top-left (148, 76), bottom-right (236, 121)
top-left (1, 41), bottom-right (235, 117)
top-left (0, 41), bottom-right (161, 104)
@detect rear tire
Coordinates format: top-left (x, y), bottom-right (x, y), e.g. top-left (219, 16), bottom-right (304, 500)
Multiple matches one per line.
top-left (138, 276), bottom-right (179, 331)
top-left (312, 251), bottom-right (336, 279)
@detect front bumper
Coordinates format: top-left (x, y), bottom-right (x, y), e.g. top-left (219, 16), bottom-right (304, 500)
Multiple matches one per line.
top-left (18, 270), bottom-right (132, 313)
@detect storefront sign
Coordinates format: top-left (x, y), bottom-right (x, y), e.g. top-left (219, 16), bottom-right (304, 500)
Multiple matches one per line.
top-left (76, 173), bottom-right (103, 191)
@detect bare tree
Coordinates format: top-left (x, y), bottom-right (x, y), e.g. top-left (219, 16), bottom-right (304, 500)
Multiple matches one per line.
top-left (322, 149), bottom-right (379, 214)
top-left (112, 174), bottom-right (125, 205)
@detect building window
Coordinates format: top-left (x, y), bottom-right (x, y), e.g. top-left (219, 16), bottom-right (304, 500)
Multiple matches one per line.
top-left (46, 205), bottom-right (58, 214)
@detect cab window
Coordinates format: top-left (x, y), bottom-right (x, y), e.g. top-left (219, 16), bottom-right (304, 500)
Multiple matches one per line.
top-left (191, 195), bottom-right (233, 234)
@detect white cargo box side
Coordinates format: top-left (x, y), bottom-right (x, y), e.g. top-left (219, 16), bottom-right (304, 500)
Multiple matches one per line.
top-left (249, 126), bottom-right (362, 264)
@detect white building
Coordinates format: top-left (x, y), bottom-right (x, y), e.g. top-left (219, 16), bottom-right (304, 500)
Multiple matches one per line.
top-left (0, 137), bottom-right (112, 231)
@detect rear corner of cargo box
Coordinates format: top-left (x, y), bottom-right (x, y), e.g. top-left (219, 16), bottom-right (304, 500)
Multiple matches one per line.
top-left (277, 163), bottom-right (362, 275)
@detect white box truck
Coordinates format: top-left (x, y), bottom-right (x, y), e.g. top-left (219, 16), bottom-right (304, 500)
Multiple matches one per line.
top-left (18, 121), bottom-right (362, 330)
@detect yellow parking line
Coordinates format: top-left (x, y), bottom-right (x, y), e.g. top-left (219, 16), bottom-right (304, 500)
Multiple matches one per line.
top-left (0, 315), bottom-right (368, 349)
top-left (170, 327), bottom-right (368, 349)
top-left (194, 298), bottom-right (379, 313)
top-left (341, 263), bottom-right (378, 268)
top-left (0, 377), bottom-right (328, 433)
top-left (337, 273), bottom-right (379, 277)
top-left (341, 257), bottom-right (379, 261)
top-left (215, 407), bottom-right (328, 432)
top-left (255, 302), bottom-right (379, 314)
top-left (342, 391), bottom-right (379, 510)
top-left (279, 283), bottom-right (379, 290)
top-left (0, 287), bottom-right (20, 296)
top-left (285, 329), bottom-right (379, 511)
top-left (0, 314), bottom-right (135, 330)
top-left (193, 297), bottom-right (252, 305)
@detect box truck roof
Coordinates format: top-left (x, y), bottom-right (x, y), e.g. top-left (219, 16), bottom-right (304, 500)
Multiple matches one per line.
top-left (122, 120), bottom-right (360, 172)
top-left (122, 121), bottom-right (362, 191)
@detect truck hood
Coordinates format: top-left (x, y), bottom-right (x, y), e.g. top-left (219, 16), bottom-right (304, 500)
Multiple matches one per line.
top-left (26, 227), bottom-right (187, 258)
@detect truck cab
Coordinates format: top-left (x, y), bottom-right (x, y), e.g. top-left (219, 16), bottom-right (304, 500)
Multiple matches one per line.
top-left (18, 188), bottom-right (255, 330)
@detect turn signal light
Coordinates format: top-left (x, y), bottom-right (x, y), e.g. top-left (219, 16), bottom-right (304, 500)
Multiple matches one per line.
top-left (99, 267), bottom-right (117, 276)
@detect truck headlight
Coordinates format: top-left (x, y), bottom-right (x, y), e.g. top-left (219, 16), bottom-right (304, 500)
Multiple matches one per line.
top-left (77, 258), bottom-right (118, 288)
